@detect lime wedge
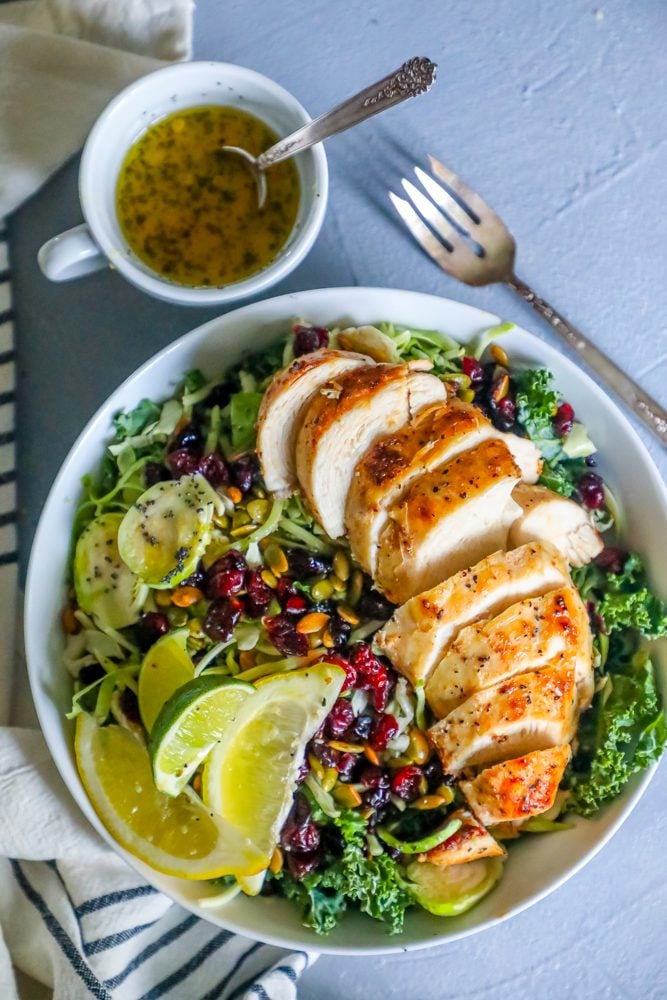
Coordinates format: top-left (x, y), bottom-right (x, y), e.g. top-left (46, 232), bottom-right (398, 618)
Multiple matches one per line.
top-left (75, 713), bottom-right (265, 880)
top-left (202, 663), bottom-right (345, 867)
top-left (150, 674), bottom-right (254, 797)
top-left (138, 629), bottom-right (194, 732)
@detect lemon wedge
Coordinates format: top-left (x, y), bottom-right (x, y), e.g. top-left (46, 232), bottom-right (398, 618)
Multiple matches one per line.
top-left (138, 629), bottom-right (194, 732)
top-left (203, 663), bottom-right (345, 867)
top-left (75, 713), bottom-right (265, 879)
top-left (150, 674), bottom-right (254, 797)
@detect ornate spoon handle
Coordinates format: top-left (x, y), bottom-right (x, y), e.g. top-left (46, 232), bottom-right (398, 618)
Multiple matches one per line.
top-left (509, 274), bottom-right (667, 446)
top-left (257, 57), bottom-right (437, 169)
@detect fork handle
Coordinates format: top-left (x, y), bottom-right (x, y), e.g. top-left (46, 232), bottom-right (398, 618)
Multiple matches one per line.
top-left (509, 274), bottom-right (667, 447)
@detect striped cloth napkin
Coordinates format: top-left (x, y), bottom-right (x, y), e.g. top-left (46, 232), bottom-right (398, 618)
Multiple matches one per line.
top-left (0, 4), bottom-right (318, 998)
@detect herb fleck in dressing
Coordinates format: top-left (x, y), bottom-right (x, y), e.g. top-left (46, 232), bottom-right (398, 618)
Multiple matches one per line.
top-left (116, 106), bottom-right (300, 288)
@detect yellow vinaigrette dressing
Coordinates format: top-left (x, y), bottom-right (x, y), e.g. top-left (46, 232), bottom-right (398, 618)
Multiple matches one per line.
top-left (116, 106), bottom-right (300, 287)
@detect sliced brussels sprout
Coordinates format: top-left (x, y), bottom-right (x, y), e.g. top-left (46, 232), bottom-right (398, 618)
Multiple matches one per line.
top-left (405, 856), bottom-right (504, 917)
top-left (74, 512), bottom-right (148, 629)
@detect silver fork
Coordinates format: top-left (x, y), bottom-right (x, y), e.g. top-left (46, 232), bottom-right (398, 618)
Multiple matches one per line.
top-left (390, 154), bottom-right (667, 447)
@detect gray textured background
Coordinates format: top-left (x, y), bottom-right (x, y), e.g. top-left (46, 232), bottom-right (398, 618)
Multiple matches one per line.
top-left (10, 1), bottom-right (666, 997)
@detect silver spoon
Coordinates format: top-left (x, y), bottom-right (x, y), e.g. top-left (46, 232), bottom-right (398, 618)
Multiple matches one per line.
top-left (223, 57), bottom-right (437, 209)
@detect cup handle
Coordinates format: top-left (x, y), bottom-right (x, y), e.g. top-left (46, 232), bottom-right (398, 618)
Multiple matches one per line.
top-left (38, 223), bottom-right (108, 282)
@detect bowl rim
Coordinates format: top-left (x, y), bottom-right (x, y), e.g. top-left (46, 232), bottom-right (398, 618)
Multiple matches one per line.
top-left (79, 60), bottom-right (329, 306)
top-left (24, 286), bottom-right (667, 955)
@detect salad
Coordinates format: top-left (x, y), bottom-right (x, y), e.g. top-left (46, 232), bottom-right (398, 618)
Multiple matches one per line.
top-left (63, 320), bottom-right (667, 934)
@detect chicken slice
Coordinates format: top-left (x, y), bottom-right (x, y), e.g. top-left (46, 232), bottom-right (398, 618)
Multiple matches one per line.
top-left (460, 745), bottom-right (572, 826)
top-left (375, 439), bottom-right (523, 605)
top-left (509, 483), bottom-right (603, 567)
top-left (376, 541), bottom-right (571, 688)
top-left (257, 348), bottom-right (371, 497)
top-left (428, 663), bottom-right (577, 774)
top-left (296, 363), bottom-right (446, 539)
top-left (346, 398), bottom-right (541, 575)
top-left (419, 808), bottom-right (506, 867)
top-left (426, 585), bottom-right (594, 718)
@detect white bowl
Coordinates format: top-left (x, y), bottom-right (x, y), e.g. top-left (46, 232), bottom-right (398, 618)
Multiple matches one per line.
top-left (39, 62), bottom-right (328, 306)
top-left (25, 287), bottom-right (667, 955)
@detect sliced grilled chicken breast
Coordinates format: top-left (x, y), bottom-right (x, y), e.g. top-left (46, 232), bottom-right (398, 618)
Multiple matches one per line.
top-left (346, 399), bottom-right (541, 575)
top-left (376, 541), bottom-right (571, 688)
top-left (296, 363), bottom-right (446, 539)
top-left (420, 809), bottom-right (505, 867)
top-left (460, 745), bottom-right (572, 826)
top-left (509, 483), bottom-right (603, 567)
top-left (426, 585), bottom-right (593, 718)
top-left (428, 663), bottom-right (577, 773)
top-left (257, 349), bottom-right (371, 496)
top-left (375, 439), bottom-right (523, 605)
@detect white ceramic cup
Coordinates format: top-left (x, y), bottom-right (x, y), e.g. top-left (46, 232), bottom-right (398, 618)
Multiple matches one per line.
top-left (37, 61), bottom-right (328, 306)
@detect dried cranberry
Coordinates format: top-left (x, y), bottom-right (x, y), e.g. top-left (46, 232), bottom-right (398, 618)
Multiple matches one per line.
top-left (144, 462), bottom-right (168, 487)
top-left (423, 756), bottom-right (445, 790)
top-left (167, 449), bottom-right (200, 478)
top-left (230, 453), bottom-right (260, 493)
top-left (384, 844), bottom-right (401, 861)
top-left (284, 594), bottom-right (308, 616)
top-left (351, 644), bottom-right (394, 711)
top-left (553, 402), bottom-right (575, 437)
top-left (319, 652), bottom-right (356, 691)
top-left (293, 325), bottom-right (329, 356)
top-left (490, 395), bottom-right (516, 431)
top-left (208, 567), bottom-right (245, 599)
top-left (578, 472), bottom-right (605, 510)
top-left (371, 713), bottom-right (399, 751)
top-left (264, 614), bottom-right (309, 655)
top-left (585, 455), bottom-right (597, 467)
top-left (326, 615), bottom-right (351, 648)
top-left (296, 758), bottom-right (310, 783)
top-left (461, 355), bottom-right (485, 385)
top-left (275, 577), bottom-right (297, 605)
top-left (203, 599), bottom-right (242, 642)
top-left (138, 611), bottom-right (169, 645)
top-left (363, 781), bottom-right (392, 811)
top-left (208, 550), bottom-right (247, 575)
top-left (174, 423), bottom-right (203, 452)
top-left (286, 548), bottom-right (331, 578)
top-left (595, 547), bottom-right (628, 575)
top-left (309, 740), bottom-right (340, 768)
top-left (348, 713), bottom-right (373, 741)
top-left (391, 765), bottom-right (423, 802)
top-left (355, 588), bottom-right (395, 622)
top-left (326, 698), bottom-right (355, 737)
top-left (206, 550), bottom-right (247, 599)
top-left (359, 766), bottom-right (389, 790)
top-left (287, 851), bottom-right (321, 879)
top-left (204, 383), bottom-right (232, 409)
top-left (336, 753), bottom-right (357, 782)
top-left (244, 569), bottom-right (273, 616)
top-left (197, 453), bottom-right (228, 488)
top-left (281, 801), bottom-right (321, 852)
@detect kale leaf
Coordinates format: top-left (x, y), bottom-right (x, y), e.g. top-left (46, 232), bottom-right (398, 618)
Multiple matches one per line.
top-left (568, 652), bottom-right (666, 815)
top-left (112, 398), bottom-right (160, 441)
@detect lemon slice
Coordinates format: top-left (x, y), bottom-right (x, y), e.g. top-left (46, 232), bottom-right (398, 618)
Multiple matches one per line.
top-left (138, 629), bottom-right (194, 732)
top-left (203, 663), bottom-right (345, 866)
top-left (150, 674), bottom-right (254, 797)
top-left (75, 713), bottom-right (265, 879)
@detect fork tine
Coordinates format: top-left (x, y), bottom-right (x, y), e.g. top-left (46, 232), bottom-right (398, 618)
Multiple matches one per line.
top-left (427, 154), bottom-right (493, 222)
top-left (399, 180), bottom-right (487, 278)
top-left (388, 192), bottom-right (457, 275)
top-left (414, 166), bottom-right (477, 234)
